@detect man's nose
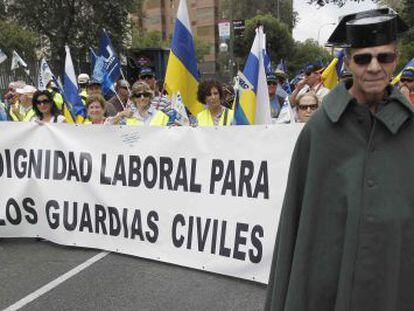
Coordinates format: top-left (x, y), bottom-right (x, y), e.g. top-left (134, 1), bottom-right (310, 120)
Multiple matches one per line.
top-left (367, 56), bottom-right (382, 72)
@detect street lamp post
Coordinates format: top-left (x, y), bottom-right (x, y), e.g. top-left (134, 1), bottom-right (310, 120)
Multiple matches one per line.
top-left (317, 22), bottom-right (336, 46)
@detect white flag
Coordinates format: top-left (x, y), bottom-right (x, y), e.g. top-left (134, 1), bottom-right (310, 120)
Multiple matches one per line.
top-left (255, 26), bottom-right (272, 125)
top-left (171, 92), bottom-right (190, 126)
top-left (38, 58), bottom-right (54, 90)
top-left (276, 98), bottom-right (297, 124)
top-left (11, 50), bottom-right (28, 71)
top-left (0, 49), bottom-right (7, 64)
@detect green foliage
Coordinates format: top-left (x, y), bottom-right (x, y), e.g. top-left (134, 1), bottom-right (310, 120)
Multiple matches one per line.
top-left (397, 42), bottom-right (414, 72)
top-left (221, 0), bottom-right (296, 30)
top-left (400, 0), bottom-right (414, 42)
top-left (394, 0), bottom-right (414, 70)
top-left (131, 28), bottom-right (210, 62)
top-left (131, 30), bottom-right (164, 49)
top-left (193, 37), bottom-right (211, 62)
top-left (7, 0), bottom-right (135, 73)
top-left (234, 15), bottom-right (295, 64)
top-left (0, 20), bottom-right (39, 61)
top-left (233, 15), bottom-right (329, 75)
top-left (289, 39), bottom-right (332, 74)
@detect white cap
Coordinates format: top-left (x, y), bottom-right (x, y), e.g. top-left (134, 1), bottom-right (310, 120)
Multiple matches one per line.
top-left (77, 73), bottom-right (90, 85)
top-left (16, 85), bottom-right (37, 94)
top-left (8, 81), bottom-right (26, 90)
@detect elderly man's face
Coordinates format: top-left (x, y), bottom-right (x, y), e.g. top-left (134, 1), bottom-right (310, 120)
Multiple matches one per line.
top-left (346, 43), bottom-right (398, 100)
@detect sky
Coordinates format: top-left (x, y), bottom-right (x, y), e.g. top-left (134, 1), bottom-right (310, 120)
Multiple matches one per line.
top-left (293, 0), bottom-right (379, 44)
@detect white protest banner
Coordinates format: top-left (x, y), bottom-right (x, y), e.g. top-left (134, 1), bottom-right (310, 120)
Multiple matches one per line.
top-left (0, 122), bottom-right (303, 284)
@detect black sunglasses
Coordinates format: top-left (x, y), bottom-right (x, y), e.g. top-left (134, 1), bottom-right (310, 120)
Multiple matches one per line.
top-left (36, 99), bottom-right (51, 105)
top-left (140, 75), bottom-right (154, 80)
top-left (298, 104), bottom-right (318, 111)
top-left (133, 92), bottom-right (151, 98)
top-left (400, 78), bottom-right (414, 83)
top-left (352, 52), bottom-right (397, 65)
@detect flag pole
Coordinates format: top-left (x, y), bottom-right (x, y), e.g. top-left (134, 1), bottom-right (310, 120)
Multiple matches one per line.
top-left (119, 68), bottom-right (131, 97)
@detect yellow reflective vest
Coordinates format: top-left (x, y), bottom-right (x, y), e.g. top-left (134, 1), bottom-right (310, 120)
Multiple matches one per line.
top-left (126, 110), bottom-right (169, 126)
top-left (9, 103), bottom-right (36, 122)
top-left (197, 107), bottom-right (234, 126)
top-left (47, 89), bottom-right (64, 112)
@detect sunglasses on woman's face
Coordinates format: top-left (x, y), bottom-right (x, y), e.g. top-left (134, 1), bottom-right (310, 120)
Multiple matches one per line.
top-left (37, 99), bottom-right (51, 105)
top-left (400, 78), bottom-right (414, 83)
top-left (352, 52), bottom-right (397, 65)
top-left (298, 104), bottom-right (318, 111)
top-left (133, 93), bottom-right (151, 99)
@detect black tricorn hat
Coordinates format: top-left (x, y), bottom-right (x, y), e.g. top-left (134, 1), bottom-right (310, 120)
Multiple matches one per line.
top-left (327, 8), bottom-right (408, 48)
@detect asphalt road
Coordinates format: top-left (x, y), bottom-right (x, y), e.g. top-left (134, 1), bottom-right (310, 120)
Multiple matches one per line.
top-left (0, 239), bottom-right (267, 311)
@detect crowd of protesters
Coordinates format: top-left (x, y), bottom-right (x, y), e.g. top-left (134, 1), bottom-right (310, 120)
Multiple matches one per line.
top-left (6, 59), bottom-right (412, 127)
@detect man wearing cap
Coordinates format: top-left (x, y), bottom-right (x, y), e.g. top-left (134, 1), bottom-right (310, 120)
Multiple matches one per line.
top-left (77, 73), bottom-right (90, 105)
top-left (289, 62), bottom-right (330, 105)
top-left (267, 73), bottom-right (287, 118)
top-left (266, 8), bottom-right (414, 311)
top-left (275, 69), bottom-right (292, 94)
top-left (10, 85), bottom-right (37, 122)
top-left (138, 67), bottom-right (157, 92)
top-left (399, 67), bottom-right (414, 105)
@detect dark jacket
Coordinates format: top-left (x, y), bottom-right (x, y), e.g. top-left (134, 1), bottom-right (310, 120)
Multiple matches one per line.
top-left (265, 80), bottom-right (414, 311)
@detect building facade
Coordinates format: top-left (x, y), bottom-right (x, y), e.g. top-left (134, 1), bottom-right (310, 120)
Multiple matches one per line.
top-left (132, 0), bottom-right (221, 78)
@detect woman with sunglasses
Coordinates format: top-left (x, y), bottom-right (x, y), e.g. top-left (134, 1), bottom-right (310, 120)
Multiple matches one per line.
top-left (196, 79), bottom-right (234, 126)
top-left (106, 82), bottom-right (168, 126)
top-left (295, 92), bottom-right (319, 123)
top-left (32, 90), bottom-right (65, 123)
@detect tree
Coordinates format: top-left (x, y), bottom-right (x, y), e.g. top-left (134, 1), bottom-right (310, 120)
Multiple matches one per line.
top-left (288, 39), bottom-right (332, 74)
top-left (396, 0), bottom-right (414, 70)
top-left (233, 15), bottom-right (296, 67)
top-left (131, 30), bottom-right (164, 49)
top-left (193, 37), bottom-right (211, 62)
top-left (0, 20), bottom-right (39, 62)
top-left (221, 0), bottom-right (297, 30)
top-left (232, 15), bottom-right (330, 75)
top-left (6, 0), bottom-right (135, 74)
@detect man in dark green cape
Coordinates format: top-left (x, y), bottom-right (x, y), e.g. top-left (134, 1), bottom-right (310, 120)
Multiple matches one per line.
top-left (265, 8), bottom-right (413, 311)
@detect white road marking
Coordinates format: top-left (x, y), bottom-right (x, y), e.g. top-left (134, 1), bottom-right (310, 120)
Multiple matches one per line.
top-left (2, 251), bottom-right (109, 311)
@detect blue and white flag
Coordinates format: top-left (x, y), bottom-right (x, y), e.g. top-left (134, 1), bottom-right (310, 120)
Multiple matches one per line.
top-left (64, 45), bottom-right (86, 122)
top-left (263, 33), bottom-right (272, 74)
top-left (233, 26), bottom-right (271, 125)
top-left (92, 30), bottom-right (121, 96)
